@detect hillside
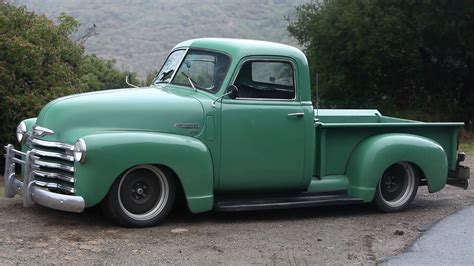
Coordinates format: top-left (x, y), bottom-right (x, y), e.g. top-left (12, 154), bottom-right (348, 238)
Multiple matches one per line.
top-left (13, 0), bottom-right (307, 79)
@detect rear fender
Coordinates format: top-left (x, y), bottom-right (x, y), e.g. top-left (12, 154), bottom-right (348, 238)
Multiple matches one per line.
top-left (74, 132), bottom-right (214, 213)
top-left (345, 133), bottom-right (447, 201)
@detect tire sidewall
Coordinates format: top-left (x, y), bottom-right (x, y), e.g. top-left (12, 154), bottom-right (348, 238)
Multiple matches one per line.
top-left (374, 162), bottom-right (419, 212)
top-left (103, 165), bottom-right (176, 227)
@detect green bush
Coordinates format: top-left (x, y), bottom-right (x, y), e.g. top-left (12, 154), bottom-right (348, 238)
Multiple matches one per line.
top-left (289, 0), bottom-right (474, 128)
top-left (0, 4), bottom-right (139, 170)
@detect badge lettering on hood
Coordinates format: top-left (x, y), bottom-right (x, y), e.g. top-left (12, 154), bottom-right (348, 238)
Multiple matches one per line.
top-left (174, 123), bottom-right (200, 129)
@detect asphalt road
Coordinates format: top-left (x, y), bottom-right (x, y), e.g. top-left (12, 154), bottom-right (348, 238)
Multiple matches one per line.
top-left (384, 204), bottom-right (474, 265)
top-left (0, 157), bottom-right (473, 264)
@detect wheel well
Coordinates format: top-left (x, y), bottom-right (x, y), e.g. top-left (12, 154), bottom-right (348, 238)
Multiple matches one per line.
top-left (153, 164), bottom-right (187, 209)
top-left (379, 161), bottom-right (424, 185)
top-left (102, 163), bottom-right (188, 210)
top-left (408, 162), bottom-right (426, 186)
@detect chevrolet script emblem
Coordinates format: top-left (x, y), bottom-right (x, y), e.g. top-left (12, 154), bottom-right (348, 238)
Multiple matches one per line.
top-left (32, 125), bottom-right (54, 137)
top-left (174, 123), bottom-right (200, 129)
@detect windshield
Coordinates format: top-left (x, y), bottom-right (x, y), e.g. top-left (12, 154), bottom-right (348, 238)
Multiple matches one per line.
top-left (154, 49), bottom-right (186, 83)
top-left (165, 49), bottom-right (231, 93)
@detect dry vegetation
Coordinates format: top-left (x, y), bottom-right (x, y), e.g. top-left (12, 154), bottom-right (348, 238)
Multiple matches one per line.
top-left (15, 0), bottom-right (307, 78)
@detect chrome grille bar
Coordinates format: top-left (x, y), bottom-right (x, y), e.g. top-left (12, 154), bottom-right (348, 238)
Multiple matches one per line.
top-left (31, 149), bottom-right (74, 162)
top-left (3, 144), bottom-right (85, 212)
top-left (33, 180), bottom-right (75, 194)
top-left (33, 159), bottom-right (75, 172)
top-left (33, 170), bottom-right (75, 183)
top-left (28, 138), bottom-right (74, 151)
top-left (22, 136), bottom-right (76, 196)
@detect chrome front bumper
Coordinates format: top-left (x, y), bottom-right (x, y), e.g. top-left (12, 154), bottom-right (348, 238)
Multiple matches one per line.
top-left (3, 144), bottom-right (85, 213)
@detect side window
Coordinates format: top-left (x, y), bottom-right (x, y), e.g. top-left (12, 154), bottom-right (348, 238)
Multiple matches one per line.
top-left (233, 60), bottom-right (295, 100)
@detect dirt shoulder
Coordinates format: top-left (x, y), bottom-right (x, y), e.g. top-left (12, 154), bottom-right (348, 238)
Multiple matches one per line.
top-left (0, 158), bottom-right (473, 264)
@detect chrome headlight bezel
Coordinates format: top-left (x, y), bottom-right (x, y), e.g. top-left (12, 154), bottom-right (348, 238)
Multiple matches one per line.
top-left (16, 121), bottom-right (27, 144)
top-left (73, 138), bottom-right (87, 164)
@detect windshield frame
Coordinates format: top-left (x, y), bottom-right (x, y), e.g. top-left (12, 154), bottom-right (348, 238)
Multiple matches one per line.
top-left (152, 48), bottom-right (188, 85)
top-left (153, 48), bottom-right (232, 94)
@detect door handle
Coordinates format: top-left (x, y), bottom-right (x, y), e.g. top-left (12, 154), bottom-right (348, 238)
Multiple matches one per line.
top-left (287, 112), bottom-right (304, 118)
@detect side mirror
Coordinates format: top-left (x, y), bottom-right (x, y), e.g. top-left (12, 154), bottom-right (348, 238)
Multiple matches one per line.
top-left (226, 85), bottom-right (239, 99)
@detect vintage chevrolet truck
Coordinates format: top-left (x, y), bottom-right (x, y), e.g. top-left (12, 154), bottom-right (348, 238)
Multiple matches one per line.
top-left (3, 38), bottom-right (470, 227)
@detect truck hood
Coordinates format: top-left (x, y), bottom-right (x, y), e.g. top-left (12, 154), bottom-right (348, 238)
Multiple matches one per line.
top-left (35, 87), bottom-right (205, 143)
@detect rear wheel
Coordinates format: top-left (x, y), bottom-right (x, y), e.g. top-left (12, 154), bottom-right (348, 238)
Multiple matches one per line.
top-left (374, 162), bottom-right (419, 212)
top-left (102, 165), bottom-right (176, 227)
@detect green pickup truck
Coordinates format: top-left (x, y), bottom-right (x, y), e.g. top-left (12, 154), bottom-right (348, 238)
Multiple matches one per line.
top-left (4, 38), bottom-right (470, 227)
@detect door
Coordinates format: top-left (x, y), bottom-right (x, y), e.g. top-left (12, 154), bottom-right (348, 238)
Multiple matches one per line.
top-left (218, 58), bottom-right (306, 191)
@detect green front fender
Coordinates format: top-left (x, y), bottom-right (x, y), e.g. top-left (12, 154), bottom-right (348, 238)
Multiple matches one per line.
top-left (74, 132), bottom-right (214, 213)
top-left (346, 133), bottom-right (448, 202)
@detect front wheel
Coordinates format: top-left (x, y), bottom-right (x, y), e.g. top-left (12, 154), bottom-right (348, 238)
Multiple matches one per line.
top-left (374, 162), bottom-right (419, 212)
top-left (102, 165), bottom-right (176, 227)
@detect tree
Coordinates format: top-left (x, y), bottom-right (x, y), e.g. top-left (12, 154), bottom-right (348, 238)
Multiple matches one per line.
top-left (288, 0), bottom-right (474, 128)
top-left (0, 4), bottom-right (139, 162)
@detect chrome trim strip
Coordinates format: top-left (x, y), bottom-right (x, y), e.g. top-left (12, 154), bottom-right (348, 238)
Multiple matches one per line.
top-left (33, 159), bottom-right (75, 172)
top-left (288, 112), bottom-right (305, 117)
top-left (11, 148), bottom-right (26, 157)
top-left (4, 146), bottom-right (27, 157)
top-left (34, 170), bottom-right (75, 183)
top-left (23, 151), bottom-right (35, 207)
top-left (12, 157), bottom-right (25, 165)
top-left (3, 145), bottom-right (84, 213)
top-left (29, 138), bottom-right (74, 151)
top-left (3, 144), bottom-right (16, 198)
top-left (168, 48), bottom-right (189, 82)
top-left (33, 180), bottom-right (75, 194)
top-left (153, 48), bottom-right (189, 85)
top-left (31, 149), bottom-right (74, 162)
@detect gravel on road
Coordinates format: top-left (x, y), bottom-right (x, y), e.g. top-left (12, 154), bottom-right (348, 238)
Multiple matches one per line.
top-left (0, 157), bottom-right (473, 264)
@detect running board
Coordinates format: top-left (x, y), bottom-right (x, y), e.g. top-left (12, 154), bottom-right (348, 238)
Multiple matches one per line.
top-left (214, 193), bottom-right (364, 212)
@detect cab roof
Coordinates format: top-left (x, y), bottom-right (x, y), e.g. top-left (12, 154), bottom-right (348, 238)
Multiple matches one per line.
top-left (173, 38), bottom-right (307, 63)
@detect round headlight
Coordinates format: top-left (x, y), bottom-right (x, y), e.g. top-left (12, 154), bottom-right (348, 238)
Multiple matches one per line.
top-left (73, 138), bottom-right (87, 163)
top-left (16, 121), bottom-right (27, 144)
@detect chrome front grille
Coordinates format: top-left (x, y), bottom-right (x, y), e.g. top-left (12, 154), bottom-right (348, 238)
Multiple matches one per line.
top-left (26, 137), bottom-right (76, 195)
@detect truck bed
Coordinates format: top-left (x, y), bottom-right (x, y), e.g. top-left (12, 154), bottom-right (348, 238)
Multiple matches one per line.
top-left (314, 109), bottom-right (464, 177)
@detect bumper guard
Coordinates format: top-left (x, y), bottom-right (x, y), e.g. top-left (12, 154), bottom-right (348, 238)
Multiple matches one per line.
top-left (3, 144), bottom-right (85, 213)
top-left (447, 152), bottom-right (470, 190)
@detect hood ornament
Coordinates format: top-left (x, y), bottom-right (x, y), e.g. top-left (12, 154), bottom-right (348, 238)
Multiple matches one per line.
top-left (32, 125), bottom-right (54, 137)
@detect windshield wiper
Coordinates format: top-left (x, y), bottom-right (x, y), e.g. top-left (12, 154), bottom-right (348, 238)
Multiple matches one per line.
top-left (180, 72), bottom-right (197, 90)
top-left (156, 69), bottom-right (174, 83)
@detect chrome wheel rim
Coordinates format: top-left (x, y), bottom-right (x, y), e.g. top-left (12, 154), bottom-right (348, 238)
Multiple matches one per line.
top-left (379, 162), bottom-right (415, 208)
top-left (118, 165), bottom-right (169, 221)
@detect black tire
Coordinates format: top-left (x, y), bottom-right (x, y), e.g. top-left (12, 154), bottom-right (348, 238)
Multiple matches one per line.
top-left (374, 162), bottom-right (419, 212)
top-left (102, 165), bottom-right (176, 227)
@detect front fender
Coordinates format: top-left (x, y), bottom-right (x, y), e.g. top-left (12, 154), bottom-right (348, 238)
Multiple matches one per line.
top-left (346, 133), bottom-right (448, 202)
top-left (74, 132), bottom-right (214, 213)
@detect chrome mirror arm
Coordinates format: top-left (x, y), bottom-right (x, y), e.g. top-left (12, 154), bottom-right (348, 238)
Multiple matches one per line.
top-left (212, 90), bottom-right (233, 108)
top-left (125, 75), bottom-right (139, 88)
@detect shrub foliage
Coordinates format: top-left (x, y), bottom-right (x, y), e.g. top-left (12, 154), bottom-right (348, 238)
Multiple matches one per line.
top-left (288, 0), bottom-right (474, 128)
top-left (0, 4), bottom-right (139, 156)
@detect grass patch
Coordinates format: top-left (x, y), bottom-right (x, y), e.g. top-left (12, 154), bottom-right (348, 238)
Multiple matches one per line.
top-left (460, 143), bottom-right (474, 154)
top-left (0, 176), bottom-right (4, 197)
